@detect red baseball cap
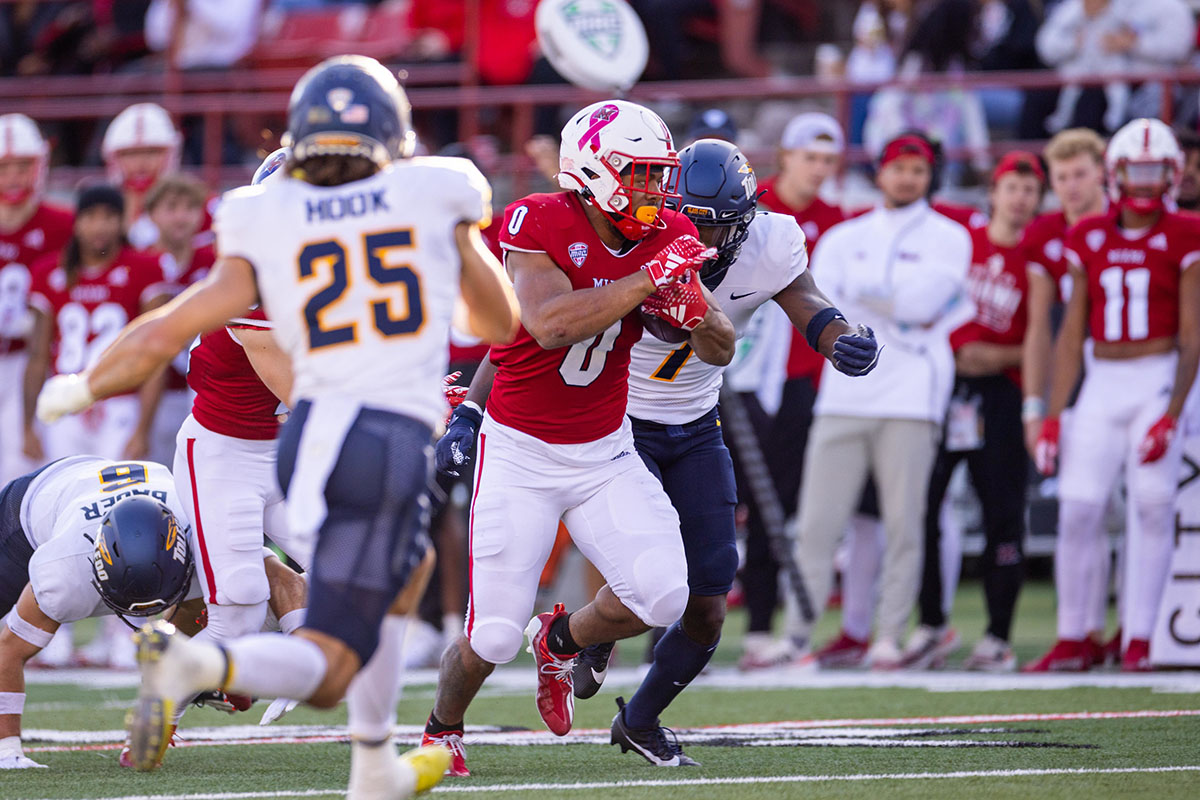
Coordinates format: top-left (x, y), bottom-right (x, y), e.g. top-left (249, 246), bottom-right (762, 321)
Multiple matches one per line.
top-left (879, 134), bottom-right (935, 168)
top-left (992, 150), bottom-right (1046, 185)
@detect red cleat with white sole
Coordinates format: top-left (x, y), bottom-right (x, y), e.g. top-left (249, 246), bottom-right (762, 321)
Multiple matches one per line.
top-left (420, 730), bottom-right (469, 776)
top-left (1121, 638), bottom-right (1152, 672)
top-left (1022, 639), bottom-right (1090, 672)
top-left (524, 603), bottom-right (577, 736)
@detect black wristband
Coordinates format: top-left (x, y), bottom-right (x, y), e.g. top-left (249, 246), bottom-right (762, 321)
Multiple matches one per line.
top-left (450, 403), bottom-right (483, 431)
top-left (805, 306), bottom-right (846, 351)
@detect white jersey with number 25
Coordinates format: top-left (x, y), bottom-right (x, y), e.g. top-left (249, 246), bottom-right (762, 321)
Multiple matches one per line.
top-left (215, 157), bottom-right (492, 429)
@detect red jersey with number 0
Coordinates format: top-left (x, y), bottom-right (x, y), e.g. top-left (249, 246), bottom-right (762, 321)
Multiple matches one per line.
top-left (187, 308), bottom-right (280, 440)
top-left (29, 247), bottom-right (169, 391)
top-left (950, 227), bottom-right (1029, 385)
top-left (1064, 210), bottom-right (1200, 344)
top-left (493, 191), bottom-right (698, 444)
top-left (0, 204), bottom-right (73, 353)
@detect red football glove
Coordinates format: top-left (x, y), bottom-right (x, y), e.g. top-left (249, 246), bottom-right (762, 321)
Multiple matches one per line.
top-left (1138, 414), bottom-right (1177, 464)
top-left (641, 270), bottom-right (709, 331)
top-left (1035, 416), bottom-right (1061, 476)
top-left (442, 371), bottom-right (468, 425)
top-left (641, 235), bottom-right (717, 289)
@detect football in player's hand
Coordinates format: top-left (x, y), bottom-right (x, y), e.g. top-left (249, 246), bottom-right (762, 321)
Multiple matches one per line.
top-left (640, 309), bottom-right (691, 343)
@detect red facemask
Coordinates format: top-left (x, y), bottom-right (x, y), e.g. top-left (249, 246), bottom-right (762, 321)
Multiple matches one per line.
top-left (123, 173), bottom-right (158, 194)
top-left (0, 186), bottom-right (34, 206)
top-left (1115, 160), bottom-right (1173, 214)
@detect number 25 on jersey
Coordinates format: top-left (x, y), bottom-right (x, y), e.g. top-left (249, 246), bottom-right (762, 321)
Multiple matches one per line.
top-left (298, 229), bottom-right (424, 350)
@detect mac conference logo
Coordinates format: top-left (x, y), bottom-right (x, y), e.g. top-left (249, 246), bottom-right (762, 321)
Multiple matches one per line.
top-left (562, 0), bottom-right (624, 58)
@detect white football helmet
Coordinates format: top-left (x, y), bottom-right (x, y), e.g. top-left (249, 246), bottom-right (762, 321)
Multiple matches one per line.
top-left (1105, 118), bottom-right (1184, 214)
top-left (102, 102), bottom-right (182, 192)
top-left (558, 99), bottom-right (680, 240)
top-left (0, 113), bottom-right (49, 205)
top-left (252, 146), bottom-right (291, 186)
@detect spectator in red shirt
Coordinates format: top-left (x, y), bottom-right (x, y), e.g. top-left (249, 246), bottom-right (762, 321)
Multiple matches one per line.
top-left (904, 152), bottom-right (1045, 673)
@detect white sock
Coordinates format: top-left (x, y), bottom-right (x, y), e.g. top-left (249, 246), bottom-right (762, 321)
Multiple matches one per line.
top-left (346, 616), bottom-right (409, 742)
top-left (939, 496), bottom-right (963, 618)
top-left (1123, 501), bottom-right (1175, 641)
top-left (841, 515), bottom-right (884, 641)
top-left (279, 609), bottom-right (306, 635)
top-left (1055, 500), bottom-right (1106, 640)
top-left (224, 634), bottom-right (327, 701)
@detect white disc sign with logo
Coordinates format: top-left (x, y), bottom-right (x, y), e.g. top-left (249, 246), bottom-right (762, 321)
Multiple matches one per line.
top-left (536, 0), bottom-right (649, 93)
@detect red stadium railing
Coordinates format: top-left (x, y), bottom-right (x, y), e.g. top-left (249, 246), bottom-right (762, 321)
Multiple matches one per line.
top-left (7, 64), bottom-right (1200, 197)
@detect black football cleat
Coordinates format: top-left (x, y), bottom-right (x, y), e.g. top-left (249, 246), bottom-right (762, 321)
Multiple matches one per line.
top-left (573, 641), bottom-right (614, 699)
top-left (610, 696), bottom-right (699, 767)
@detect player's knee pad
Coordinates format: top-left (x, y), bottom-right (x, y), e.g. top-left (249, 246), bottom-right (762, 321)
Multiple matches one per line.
top-left (213, 561), bottom-right (271, 608)
top-left (467, 618), bottom-right (525, 665)
top-left (681, 519), bottom-right (739, 596)
top-left (204, 601), bottom-right (269, 642)
top-left (629, 546), bottom-right (690, 627)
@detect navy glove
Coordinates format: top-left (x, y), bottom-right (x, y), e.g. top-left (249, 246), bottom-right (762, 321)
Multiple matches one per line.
top-left (436, 403), bottom-right (483, 476)
top-left (832, 324), bottom-right (881, 376)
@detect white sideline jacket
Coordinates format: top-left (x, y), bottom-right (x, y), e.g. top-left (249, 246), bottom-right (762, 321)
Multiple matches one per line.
top-left (808, 199), bottom-right (973, 424)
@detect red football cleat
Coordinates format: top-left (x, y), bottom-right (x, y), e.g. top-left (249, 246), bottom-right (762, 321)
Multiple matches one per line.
top-left (524, 603), bottom-right (577, 736)
top-left (1121, 638), bottom-right (1152, 672)
top-left (813, 630), bottom-right (870, 668)
top-left (1022, 639), bottom-right (1090, 672)
top-left (420, 730), bottom-right (469, 776)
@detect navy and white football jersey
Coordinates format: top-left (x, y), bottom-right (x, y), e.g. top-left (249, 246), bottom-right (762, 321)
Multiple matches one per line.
top-left (626, 212), bottom-right (808, 424)
top-left (215, 156), bottom-right (491, 430)
top-left (19, 456), bottom-right (194, 624)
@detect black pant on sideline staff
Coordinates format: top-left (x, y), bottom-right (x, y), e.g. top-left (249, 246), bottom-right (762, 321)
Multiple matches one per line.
top-left (919, 375), bottom-right (1028, 642)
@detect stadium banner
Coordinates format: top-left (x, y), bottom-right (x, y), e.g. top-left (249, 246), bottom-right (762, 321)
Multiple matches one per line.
top-left (1151, 434), bottom-right (1200, 666)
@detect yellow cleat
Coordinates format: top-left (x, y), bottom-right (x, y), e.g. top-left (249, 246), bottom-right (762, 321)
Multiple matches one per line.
top-left (399, 744), bottom-right (453, 794)
top-left (125, 622), bottom-right (178, 771)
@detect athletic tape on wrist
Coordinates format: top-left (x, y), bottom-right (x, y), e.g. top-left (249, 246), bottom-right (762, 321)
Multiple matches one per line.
top-left (0, 692), bottom-right (25, 715)
top-left (5, 610), bottom-right (54, 650)
top-left (278, 609), bottom-right (306, 636)
top-left (805, 307), bottom-right (846, 352)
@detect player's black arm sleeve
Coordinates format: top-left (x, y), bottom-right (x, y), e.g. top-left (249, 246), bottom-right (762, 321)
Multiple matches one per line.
top-left (771, 271), bottom-right (853, 361)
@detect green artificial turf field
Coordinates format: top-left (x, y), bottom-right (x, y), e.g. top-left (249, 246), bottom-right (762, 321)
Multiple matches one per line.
top-left (8, 579), bottom-right (1200, 800)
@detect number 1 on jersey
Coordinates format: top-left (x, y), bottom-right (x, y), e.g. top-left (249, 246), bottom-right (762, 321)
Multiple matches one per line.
top-left (651, 343), bottom-right (693, 382)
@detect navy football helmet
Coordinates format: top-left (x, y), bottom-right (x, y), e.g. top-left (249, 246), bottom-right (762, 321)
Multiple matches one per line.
top-left (91, 497), bottom-right (193, 627)
top-left (284, 55), bottom-right (416, 170)
top-left (665, 139), bottom-right (757, 289)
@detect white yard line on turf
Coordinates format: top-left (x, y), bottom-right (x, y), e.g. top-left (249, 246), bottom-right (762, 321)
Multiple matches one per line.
top-left (23, 708), bottom-right (1200, 752)
top-left (24, 665), bottom-right (1200, 693)
top-left (24, 765), bottom-right (1200, 799)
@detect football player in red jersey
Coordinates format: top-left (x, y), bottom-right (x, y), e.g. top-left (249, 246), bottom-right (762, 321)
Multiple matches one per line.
top-left (420, 100), bottom-right (733, 774)
top-left (1021, 128), bottom-right (1109, 453)
top-left (1032, 120), bottom-right (1200, 672)
top-left (144, 175), bottom-right (218, 466)
top-left (24, 185), bottom-right (172, 466)
top-left (902, 152), bottom-right (1044, 673)
top-left (21, 185), bottom-right (173, 668)
top-left (0, 114), bottom-right (73, 485)
top-left (102, 103), bottom-right (216, 252)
